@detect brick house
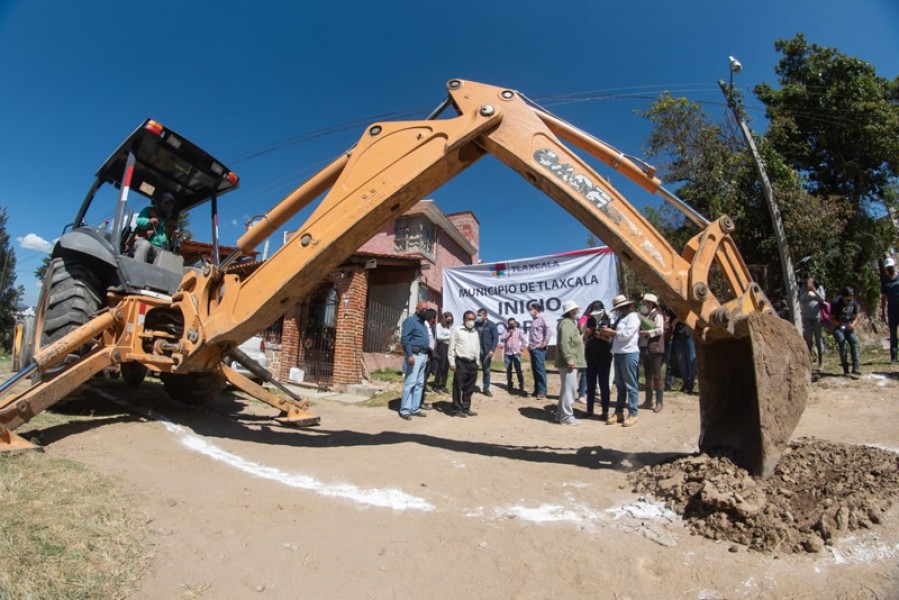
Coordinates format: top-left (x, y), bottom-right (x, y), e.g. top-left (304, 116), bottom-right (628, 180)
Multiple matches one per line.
top-left (277, 200), bottom-right (479, 389)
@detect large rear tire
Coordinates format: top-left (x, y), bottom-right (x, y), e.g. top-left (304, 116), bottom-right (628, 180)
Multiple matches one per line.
top-left (35, 257), bottom-right (103, 379)
top-left (160, 372), bottom-right (227, 405)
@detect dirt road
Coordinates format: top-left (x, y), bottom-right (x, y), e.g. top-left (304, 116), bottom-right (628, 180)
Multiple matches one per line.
top-left (22, 366), bottom-right (899, 599)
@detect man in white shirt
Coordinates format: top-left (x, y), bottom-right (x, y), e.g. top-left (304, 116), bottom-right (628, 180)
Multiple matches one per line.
top-left (448, 310), bottom-right (481, 417)
top-left (599, 295), bottom-right (641, 427)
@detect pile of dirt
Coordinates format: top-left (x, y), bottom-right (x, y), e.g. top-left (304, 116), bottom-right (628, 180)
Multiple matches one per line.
top-left (631, 437), bottom-right (899, 553)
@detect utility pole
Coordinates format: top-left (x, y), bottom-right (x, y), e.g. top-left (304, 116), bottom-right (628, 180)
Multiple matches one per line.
top-left (719, 57), bottom-right (801, 332)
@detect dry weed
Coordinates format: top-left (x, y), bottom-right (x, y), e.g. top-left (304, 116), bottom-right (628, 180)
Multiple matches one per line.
top-left (0, 453), bottom-right (150, 599)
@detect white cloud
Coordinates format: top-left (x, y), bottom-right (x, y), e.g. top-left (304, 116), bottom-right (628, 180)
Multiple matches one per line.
top-left (231, 219), bottom-right (238, 227)
top-left (17, 233), bottom-right (53, 253)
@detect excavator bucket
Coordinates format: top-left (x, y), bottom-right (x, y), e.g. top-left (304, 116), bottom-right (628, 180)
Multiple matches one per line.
top-left (695, 311), bottom-right (810, 478)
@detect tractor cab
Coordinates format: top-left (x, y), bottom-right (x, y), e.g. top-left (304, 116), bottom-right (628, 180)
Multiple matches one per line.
top-left (59, 119), bottom-right (239, 297)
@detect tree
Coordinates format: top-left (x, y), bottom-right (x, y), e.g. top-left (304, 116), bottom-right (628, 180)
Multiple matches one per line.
top-left (755, 34), bottom-right (899, 307)
top-left (636, 93), bottom-right (844, 306)
top-left (0, 207), bottom-right (24, 351)
top-left (35, 255), bottom-right (51, 283)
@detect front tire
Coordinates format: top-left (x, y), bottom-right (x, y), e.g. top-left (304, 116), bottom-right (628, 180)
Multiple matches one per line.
top-left (160, 372), bottom-right (227, 405)
top-left (121, 362), bottom-right (148, 386)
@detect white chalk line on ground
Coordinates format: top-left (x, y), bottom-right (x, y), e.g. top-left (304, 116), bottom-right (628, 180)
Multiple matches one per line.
top-left (89, 389), bottom-right (899, 559)
top-left (497, 497), bottom-right (676, 525)
top-left (828, 538), bottom-right (899, 564)
top-left (93, 390), bottom-right (433, 512)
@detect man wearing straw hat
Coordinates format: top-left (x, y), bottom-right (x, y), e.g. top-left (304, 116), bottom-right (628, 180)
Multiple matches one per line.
top-left (554, 299), bottom-right (586, 426)
top-left (599, 294), bottom-right (642, 427)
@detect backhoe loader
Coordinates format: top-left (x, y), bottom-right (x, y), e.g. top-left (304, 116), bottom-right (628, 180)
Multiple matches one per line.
top-left (0, 80), bottom-right (809, 477)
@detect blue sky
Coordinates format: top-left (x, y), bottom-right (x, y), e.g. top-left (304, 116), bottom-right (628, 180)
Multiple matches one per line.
top-left (2, 0), bottom-right (898, 306)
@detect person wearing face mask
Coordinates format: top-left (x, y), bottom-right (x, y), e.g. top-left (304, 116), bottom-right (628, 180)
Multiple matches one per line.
top-left (583, 302), bottom-right (613, 420)
top-left (419, 309), bottom-right (439, 410)
top-left (798, 276), bottom-right (827, 369)
top-left (500, 317), bottom-right (526, 394)
top-left (132, 192), bottom-right (179, 264)
top-left (398, 301), bottom-right (431, 420)
top-left (431, 312), bottom-right (454, 394)
top-left (448, 310), bottom-right (481, 417)
top-left (474, 308), bottom-right (499, 397)
top-left (527, 302), bottom-right (550, 400)
top-left (880, 257), bottom-right (899, 364)
top-left (554, 300), bottom-right (586, 426)
top-left (600, 295), bottom-right (641, 427)
top-left (575, 300), bottom-right (605, 405)
top-left (637, 293), bottom-right (666, 413)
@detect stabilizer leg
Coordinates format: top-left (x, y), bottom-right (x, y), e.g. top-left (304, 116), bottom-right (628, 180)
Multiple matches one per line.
top-left (0, 347), bottom-right (117, 434)
top-left (220, 364), bottom-right (320, 427)
top-left (0, 424), bottom-right (42, 453)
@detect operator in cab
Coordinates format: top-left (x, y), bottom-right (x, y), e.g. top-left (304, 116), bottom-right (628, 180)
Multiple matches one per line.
top-left (132, 192), bottom-right (180, 264)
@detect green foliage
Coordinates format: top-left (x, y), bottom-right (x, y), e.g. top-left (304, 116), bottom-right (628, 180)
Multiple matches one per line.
top-left (755, 34), bottom-right (899, 307)
top-left (0, 207), bottom-right (24, 350)
top-left (637, 94), bottom-right (837, 304)
top-left (34, 255), bottom-right (51, 283)
top-left (755, 34), bottom-right (899, 203)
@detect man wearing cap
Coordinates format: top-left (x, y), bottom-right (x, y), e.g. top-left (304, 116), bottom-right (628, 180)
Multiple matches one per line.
top-left (880, 257), bottom-right (899, 364)
top-left (132, 192), bottom-right (178, 264)
top-left (600, 295), bottom-right (641, 427)
top-left (554, 299), bottom-right (586, 426)
top-left (638, 293), bottom-right (666, 413)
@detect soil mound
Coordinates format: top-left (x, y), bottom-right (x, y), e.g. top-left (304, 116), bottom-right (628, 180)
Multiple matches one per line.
top-left (631, 437), bottom-right (899, 553)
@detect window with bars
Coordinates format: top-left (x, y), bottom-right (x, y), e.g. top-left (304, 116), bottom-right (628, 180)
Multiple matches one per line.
top-left (394, 216), bottom-right (435, 258)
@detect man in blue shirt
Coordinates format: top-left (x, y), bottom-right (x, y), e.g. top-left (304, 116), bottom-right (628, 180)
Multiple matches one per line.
top-left (399, 301), bottom-right (431, 419)
top-left (475, 308), bottom-right (499, 397)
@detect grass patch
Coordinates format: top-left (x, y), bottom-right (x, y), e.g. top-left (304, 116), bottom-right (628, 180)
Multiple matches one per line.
top-left (369, 369), bottom-right (404, 383)
top-left (357, 390), bottom-right (400, 408)
top-left (0, 453), bottom-right (150, 599)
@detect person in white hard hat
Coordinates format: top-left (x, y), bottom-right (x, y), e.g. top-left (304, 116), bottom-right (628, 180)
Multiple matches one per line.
top-left (638, 293), bottom-right (666, 413)
top-left (599, 294), bottom-right (641, 427)
top-left (554, 299), bottom-right (586, 426)
top-left (880, 257), bottom-right (899, 364)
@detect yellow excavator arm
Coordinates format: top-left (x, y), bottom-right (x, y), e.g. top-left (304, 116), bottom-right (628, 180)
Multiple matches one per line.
top-left (1, 80), bottom-right (809, 476)
top-left (187, 80), bottom-right (758, 358)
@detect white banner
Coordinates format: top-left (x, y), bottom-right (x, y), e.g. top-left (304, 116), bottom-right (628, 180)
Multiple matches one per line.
top-left (442, 248), bottom-right (619, 345)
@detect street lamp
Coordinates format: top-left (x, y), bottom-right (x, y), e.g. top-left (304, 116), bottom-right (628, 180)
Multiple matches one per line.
top-left (728, 55), bottom-right (742, 94)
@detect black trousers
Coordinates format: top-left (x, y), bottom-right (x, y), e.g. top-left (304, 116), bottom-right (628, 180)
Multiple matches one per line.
top-left (433, 341), bottom-right (450, 387)
top-left (452, 358), bottom-right (478, 412)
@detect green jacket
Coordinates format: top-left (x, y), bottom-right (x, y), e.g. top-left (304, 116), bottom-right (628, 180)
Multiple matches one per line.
top-left (554, 317), bottom-right (586, 369)
top-left (135, 206), bottom-right (170, 249)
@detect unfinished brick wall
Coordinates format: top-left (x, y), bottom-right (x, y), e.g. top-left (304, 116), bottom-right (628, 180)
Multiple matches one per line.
top-left (278, 303), bottom-right (304, 382)
top-left (330, 268), bottom-right (369, 387)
